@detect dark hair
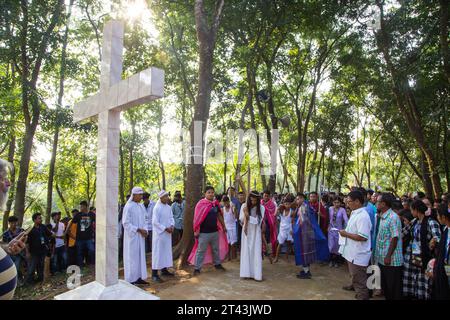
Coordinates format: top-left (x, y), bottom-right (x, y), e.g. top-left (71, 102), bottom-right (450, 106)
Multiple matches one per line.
top-left (437, 203), bottom-right (450, 219)
top-left (358, 187), bottom-right (367, 196)
top-left (80, 200), bottom-right (88, 207)
top-left (417, 191), bottom-right (426, 199)
top-left (332, 196), bottom-right (342, 204)
top-left (411, 199), bottom-right (428, 214)
top-left (32, 213), bottom-right (42, 221)
top-left (309, 191), bottom-right (318, 196)
top-left (51, 211), bottom-right (61, 218)
top-left (238, 191), bottom-right (244, 195)
top-left (222, 195), bottom-right (230, 202)
top-left (227, 186), bottom-right (235, 192)
top-left (89, 207), bottom-right (95, 211)
top-left (247, 191), bottom-right (262, 223)
top-left (71, 209), bottom-right (79, 214)
top-left (204, 186), bottom-right (215, 193)
top-left (379, 193), bottom-right (394, 208)
top-left (61, 217), bottom-right (70, 223)
top-left (391, 199), bottom-right (403, 212)
top-left (263, 189), bottom-right (271, 196)
top-left (399, 209), bottom-right (414, 222)
top-left (7, 216), bottom-right (18, 223)
top-left (142, 192), bottom-right (150, 199)
top-left (347, 190), bottom-right (364, 205)
top-left (367, 189), bottom-right (374, 196)
top-left (283, 194), bottom-right (295, 203)
top-left (297, 193), bottom-right (306, 198)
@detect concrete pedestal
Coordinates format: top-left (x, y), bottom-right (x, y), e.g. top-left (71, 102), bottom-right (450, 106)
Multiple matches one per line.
top-left (54, 280), bottom-right (159, 300)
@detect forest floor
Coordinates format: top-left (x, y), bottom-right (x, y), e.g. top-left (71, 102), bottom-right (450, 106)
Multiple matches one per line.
top-left (14, 252), bottom-right (378, 300)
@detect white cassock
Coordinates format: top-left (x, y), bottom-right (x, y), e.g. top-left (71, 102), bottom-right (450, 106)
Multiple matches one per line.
top-left (239, 203), bottom-right (265, 281)
top-left (152, 200), bottom-right (175, 270)
top-left (122, 201), bottom-right (148, 283)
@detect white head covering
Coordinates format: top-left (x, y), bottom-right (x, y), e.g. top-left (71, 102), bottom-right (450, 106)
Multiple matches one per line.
top-left (158, 190), bottom-right (169, 198)
top-left (126, 187), bottom-right (144, 205)
top-left (131, 186), bottom-right (144, 195)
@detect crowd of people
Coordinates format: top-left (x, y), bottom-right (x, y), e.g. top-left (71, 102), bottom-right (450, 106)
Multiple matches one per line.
top-left (116, 184), bottom-right (450, 300)
top-left (1, 201), bottom-right (97, 287)
top-left (1, 152), bottom-right (449, 300)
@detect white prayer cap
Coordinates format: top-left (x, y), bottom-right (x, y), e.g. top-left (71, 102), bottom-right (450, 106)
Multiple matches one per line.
top-left (158, 190), bottom-right (169, 198)
top-left (131, 186), bottom-right (144, 195)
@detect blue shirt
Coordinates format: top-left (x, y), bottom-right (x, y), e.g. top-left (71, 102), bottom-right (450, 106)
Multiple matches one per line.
top-left (231, 197), bottom-right (240, 213)
top-left (366, 202), bottom-right (376, 249)
top-left (171, 201), bottom-right (185, 230)
top-left (2, 228), bottom-right (24, 244)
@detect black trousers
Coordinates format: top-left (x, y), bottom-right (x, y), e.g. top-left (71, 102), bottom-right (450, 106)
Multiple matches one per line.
top-left (379, 264), bottom-right (403, 300)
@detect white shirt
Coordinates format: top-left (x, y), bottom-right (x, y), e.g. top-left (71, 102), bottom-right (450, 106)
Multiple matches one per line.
top-left (339, 207), bottom-right (372, 266)
top-left (223, 206), bottom-right (236, 230)
top-left (51, 221), bottom-right (65, 248)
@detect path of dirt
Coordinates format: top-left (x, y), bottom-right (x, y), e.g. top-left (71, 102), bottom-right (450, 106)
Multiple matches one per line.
top-left (17, 254), bottom-right (370, 300)
top-left (142, 257), bottom-right (359, 300)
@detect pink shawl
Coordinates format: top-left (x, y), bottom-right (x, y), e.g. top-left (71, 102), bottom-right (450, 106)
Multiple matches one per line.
top-left (188, 198), bottom-right (229, 265)
top-left (261, 199), bottom-right (278, 254)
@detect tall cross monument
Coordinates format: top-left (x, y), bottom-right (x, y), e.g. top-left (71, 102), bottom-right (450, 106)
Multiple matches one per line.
top-left (55, 20), bottom-right (163, 300)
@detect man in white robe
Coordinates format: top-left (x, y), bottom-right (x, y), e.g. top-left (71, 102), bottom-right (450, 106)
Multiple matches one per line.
top-left (151, 190), bottom-right (175, 282)
top-left (122, 186), bottom-right (149, 285)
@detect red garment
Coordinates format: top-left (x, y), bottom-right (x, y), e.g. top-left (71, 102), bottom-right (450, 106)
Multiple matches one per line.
top-left (309, 201), bottom-right (329, 236)
top-left (261, 199), bottom-right (278, 254)
top-left (188, 199), bottom-right (229, 265)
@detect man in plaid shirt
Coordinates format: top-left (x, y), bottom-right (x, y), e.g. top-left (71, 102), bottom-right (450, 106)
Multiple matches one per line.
top-left (374, 193), bottom-right (403, 300)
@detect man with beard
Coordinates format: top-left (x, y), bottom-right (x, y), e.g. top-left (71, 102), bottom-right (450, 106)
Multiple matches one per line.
top-left (0, 159), bottom-right (27, 299)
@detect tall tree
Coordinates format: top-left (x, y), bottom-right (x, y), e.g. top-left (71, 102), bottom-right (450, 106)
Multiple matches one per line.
top-left (177, 0), bottom-right (225, 266)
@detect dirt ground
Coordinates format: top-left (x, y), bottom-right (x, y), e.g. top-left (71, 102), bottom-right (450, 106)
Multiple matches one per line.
top-left (16, 254), bottom-right (372, 300)
top-left (149, 258), bottom-right (357, 300)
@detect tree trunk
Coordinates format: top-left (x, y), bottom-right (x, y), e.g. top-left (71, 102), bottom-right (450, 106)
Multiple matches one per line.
top-left (296, 105), bottom-right (303, 192)
top-left (439, 0), bottom-right (450, 85)
top-left (157, 110), bottom-right (166, 191)
top-left (421, 151), bottom-right (433, 199)
top-left (338, 138), bottom-right (350, 193)
top-left (441, 104), bottom-right (450, 192)
top-left (249, 99), bottom-right (266, 190)
top-left (2, 137), bottom-right (16, 232)
top-left (14, 0), bottom-right (64, 226)
top-left (308, 139), bottom-right (318, 192)
top-left (376, 1), bottom-right (443, 198)
top-left (55, 183), bottom-right (69, 217)
top-left (44, 0), bottom-right (73, 225)
top-left (175, 0), bottom-right (225, 266)
top-left (315, 145), bottom-right (325, 192)
top-left (45, 127), bottom-right (59, 224)
top-left (129, 148), bottom-right (133, 193)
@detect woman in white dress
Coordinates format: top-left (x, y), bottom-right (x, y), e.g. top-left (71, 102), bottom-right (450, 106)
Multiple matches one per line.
top-left (239, 190), bottom-right (266, 281)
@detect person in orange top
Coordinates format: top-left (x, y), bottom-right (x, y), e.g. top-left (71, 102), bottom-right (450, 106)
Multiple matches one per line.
top-left (64, 209), bottom-right (79, 266)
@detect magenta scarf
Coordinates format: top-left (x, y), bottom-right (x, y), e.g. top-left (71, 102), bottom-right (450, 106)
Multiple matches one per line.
top-left (261, 199), bottom-right (278, 254)
top-left (188, 198), bottom-right (229, 265)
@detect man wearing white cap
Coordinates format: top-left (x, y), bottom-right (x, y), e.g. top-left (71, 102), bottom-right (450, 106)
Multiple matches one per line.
top-left (122, 186), bottom-right (149, 285)
top-left (151, 190), bottom-right (175, 282)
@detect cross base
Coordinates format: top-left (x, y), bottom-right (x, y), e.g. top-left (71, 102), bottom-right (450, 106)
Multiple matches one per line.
top-left (54, 280), bottom-right (159, 300)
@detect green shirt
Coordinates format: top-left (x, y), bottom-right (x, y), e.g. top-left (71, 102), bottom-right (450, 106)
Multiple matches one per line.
top-left (374, 209), bottom-right (403, 266)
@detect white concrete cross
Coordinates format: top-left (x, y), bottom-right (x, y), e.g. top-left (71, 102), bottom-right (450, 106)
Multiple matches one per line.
top-left (56, 20), bottom-right (163, 300)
